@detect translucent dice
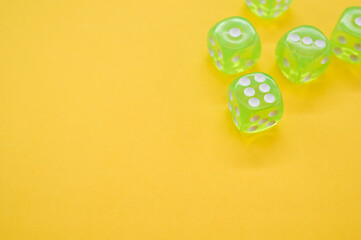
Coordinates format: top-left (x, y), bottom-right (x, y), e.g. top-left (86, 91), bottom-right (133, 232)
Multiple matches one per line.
top-left (275, 25), bottom-right (332, 83)
top-left (207, 17), bottom-right (261, 74)
top-left (330, 7), bottom-right (361, 64)
top-left (245, 0), bottom-right (293, 19)
top-left (228, 73), bottom-right (283, 133)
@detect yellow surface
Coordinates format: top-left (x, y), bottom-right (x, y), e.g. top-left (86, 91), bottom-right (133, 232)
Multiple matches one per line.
top-left (1, 0), bottom-right (361, 239)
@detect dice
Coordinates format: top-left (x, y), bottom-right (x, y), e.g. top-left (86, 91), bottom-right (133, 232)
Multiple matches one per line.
top-left (275, 25), bottom-right (332, 83)
top-left (245, 0), bottom-right (293, 19)
top-left (207, 17), bottom-right (261, 74)
top-left (228, 73), bottom-right (283, 133)
top-left (330, 7), bottom-right (361, 64)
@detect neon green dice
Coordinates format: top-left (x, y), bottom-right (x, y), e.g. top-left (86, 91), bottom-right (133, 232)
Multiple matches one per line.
top-left (275, 25), bottom-right (332, 83)
top-left (228, 73), bottom-right (283, 133)
top-left (330, 7), bottom-right (361, 64)
top-left (207, 17), bottom-right (261, 74)
top-left (245, 0), bottom-right (293, 19)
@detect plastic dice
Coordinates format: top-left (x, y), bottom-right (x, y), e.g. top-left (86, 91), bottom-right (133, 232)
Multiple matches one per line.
top-left (227, 73), bottom-right (283, 133)
top-left (207, 17), bottom-right (261, 74)
top-left (245, 0), bottom-right (293, 19)
top-left (275, 25), bottom-right (332, 83)
top-left (330, 7), bottom-right (361, 64)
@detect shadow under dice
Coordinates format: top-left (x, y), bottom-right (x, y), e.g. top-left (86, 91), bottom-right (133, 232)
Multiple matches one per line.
top-left (227, 73), bottom-right (283, 133)
top-left (207, 17), bottom-right (261, 75)
top-left (276, 25), bottom-right (332, 84)
top-left (331, 7), bottom-right (361, 64)
top-left (245, 0), bottom-right (293, 19)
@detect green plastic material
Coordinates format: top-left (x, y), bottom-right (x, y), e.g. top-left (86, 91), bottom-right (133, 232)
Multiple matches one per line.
top-left (330, 7), bottom-right (361, 64)
top-left (275, 25), bottom-right (332, 84)
top-left (207, 17), bottom-right (261, 75)
top-left (245, 0), bottom-right (294, 19)
top-left (227, 73), bottom-right (284, 133)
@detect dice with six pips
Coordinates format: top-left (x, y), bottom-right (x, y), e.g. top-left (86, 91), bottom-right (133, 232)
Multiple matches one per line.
top-left (275, 25), bottom-right (332, 83)
top-left (227, 73), bottom-right (284, 133)
top-left (330, 7), bottom-right (361, 64)
top-left (207, 17), bottom-right (261, 74)
top-left (245, 0), bottom-right (293, 19)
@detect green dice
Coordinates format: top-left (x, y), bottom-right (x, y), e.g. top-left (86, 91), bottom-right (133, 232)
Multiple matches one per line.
top-left (228, 73), bottom-right (283, 133)
top-left (330, 7), bottom-right (361, 64)
top-left (245, 0), bottom-right (293, 19)
top-left (275, 25), bottom-right (332, 83)
top-left (207, 17), bottom-right (261, 74)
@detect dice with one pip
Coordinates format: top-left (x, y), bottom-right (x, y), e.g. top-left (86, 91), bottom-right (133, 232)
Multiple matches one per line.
top-left (228, 73), bottom-right (283, 133)
top-left (207, 17), bottom-right (261, 74)
top-left (330, 7), bottom-right (361, 64)
top-left (275, 25), bottom-right (332, 83)
top-left (245, 0), bottom-right (293, 19)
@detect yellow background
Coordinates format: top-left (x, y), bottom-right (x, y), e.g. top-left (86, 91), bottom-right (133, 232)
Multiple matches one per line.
top-left (1, 0), bottom-right (361, 239)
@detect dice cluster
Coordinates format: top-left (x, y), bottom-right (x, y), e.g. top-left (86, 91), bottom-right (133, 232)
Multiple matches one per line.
top-left (207, 4), bottom-right (361, 134)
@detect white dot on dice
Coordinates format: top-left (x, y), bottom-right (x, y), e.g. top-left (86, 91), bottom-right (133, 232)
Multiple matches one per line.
top-left (302, 37), bottom-right (313, 45)
top-left (264, 93), bottom-right (275, 103)
top-left (259, 83), bottom-right (270, 93)
top-left (355, 17), bottom-right (361, 26)
top-left (289, 34), bottom-right (300, 42)
top-left (239, 77), bottom-right (251, 86)
top-left (255, 74), bottom-right (266, 82)
top-left (249, 98), bottom-right (260, 107)
top-left (229, 28), bottom-right (241, 38)
top-left (250, 115), bottom-right (260, 122)
top-left (315, 39), bottom-right (326, 48)
top-left (244, 87), bottom-right (256, 97)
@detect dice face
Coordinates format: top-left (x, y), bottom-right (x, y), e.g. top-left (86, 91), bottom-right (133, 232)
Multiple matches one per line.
top-left (330, 7), bottom-right (361, 64)
top-left (245, 0), bottom-right (293, 19)
top-left (207, 17), bottom-right (261, 75)
top-left (275, 25), bottom-right (332, 84)
top-left (227, 73), bottom-right (283, 133)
